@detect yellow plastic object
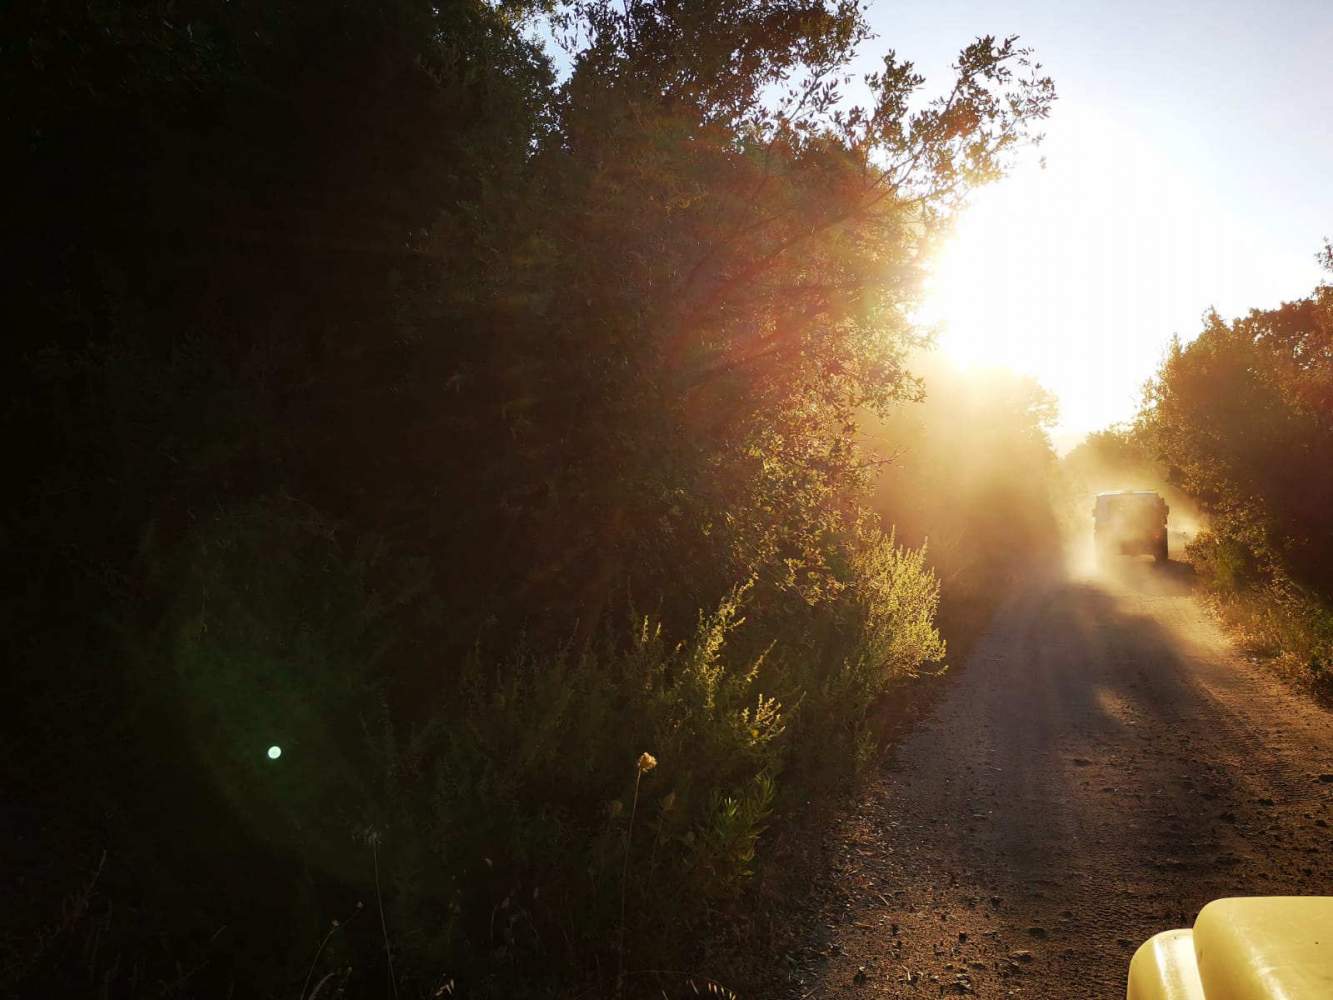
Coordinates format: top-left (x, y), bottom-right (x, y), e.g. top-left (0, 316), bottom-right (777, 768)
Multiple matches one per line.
top-left (1193, 897), bottom-right (1333, 999)
top-left (1127, 929), bottom-right (1207, 1000)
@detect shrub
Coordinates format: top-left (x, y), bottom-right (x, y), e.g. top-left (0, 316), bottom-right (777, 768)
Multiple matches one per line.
top-left (1187, 531), bottom-right (1258, 594)
top-left (1187, 533), bottom-right (1333, 697)
top-left (136, 507), bottom-right (945, 995)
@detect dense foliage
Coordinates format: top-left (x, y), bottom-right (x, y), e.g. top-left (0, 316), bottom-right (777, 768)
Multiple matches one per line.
top-left (3, 1), bottom-right (1052, 995)
top-left (1137, 255), bottom-right (1333, 690)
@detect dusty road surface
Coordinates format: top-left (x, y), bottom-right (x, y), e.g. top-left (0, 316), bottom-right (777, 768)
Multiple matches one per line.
top-left (789, 558), bottom-right (1333, 998)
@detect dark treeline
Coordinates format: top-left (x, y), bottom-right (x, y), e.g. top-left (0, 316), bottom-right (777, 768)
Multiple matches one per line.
top-left (3, 2), bottom-right (1053, 996)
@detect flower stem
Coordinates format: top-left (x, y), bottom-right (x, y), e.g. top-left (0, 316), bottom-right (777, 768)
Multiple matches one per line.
top-left (617, 768), bottom-right (644, 996)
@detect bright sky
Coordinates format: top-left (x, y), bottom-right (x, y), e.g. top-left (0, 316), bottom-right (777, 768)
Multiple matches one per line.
top-left (880, 0), bottom-right (1333, 447)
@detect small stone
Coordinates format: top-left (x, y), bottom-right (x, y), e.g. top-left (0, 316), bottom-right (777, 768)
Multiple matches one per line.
top-left (854, 966), bottom-right (869, 985)
top-left (1009, 950), bottom-right (1034, 963)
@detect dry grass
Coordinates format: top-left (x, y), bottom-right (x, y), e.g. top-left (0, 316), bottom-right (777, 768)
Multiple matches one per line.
top-left (1203, 581), bottom-right (1333, 702)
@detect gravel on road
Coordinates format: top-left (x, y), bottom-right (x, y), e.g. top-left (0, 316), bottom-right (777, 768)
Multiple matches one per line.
top-left (785, 558), bottom-right (1333, 999)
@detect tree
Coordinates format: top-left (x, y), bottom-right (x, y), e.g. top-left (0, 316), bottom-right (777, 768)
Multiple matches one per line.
top-left (438, 2), bottom-right (1057, 638)
top-left (1140, 280), bottom-right (1333, 590)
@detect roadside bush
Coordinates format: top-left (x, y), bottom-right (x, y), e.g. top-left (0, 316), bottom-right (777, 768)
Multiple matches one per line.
top-left (1187, 533), bottom-right (1333, 698)
top-left (1186, 531), bottom-right (1257, 594)
top-left (784, 530), bottom-right (948, 778)
top-left (67, 508), bottom-right (943, 996)
top-left (396, 527), bottom-right (942, 991)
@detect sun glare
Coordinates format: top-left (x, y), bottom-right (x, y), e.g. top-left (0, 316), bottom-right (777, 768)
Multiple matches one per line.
top-left (916, 113), bottom-right (1309, 446)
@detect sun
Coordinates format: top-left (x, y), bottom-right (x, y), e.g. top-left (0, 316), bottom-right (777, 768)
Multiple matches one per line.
top-left (915, 112), bottom-right (1249, 445)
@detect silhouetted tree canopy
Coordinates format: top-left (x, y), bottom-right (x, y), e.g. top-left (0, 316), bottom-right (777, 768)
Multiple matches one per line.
top-left (1141, 273), bottom-right (1333, 591)
top-left (3, 2), bottom-right (1053, 995)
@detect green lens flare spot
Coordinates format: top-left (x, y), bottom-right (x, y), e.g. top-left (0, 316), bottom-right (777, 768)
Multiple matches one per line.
top-left (267, 745), bottom-right (282, 760)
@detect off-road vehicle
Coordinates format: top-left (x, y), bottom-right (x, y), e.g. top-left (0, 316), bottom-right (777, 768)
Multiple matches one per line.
top-left (1093, 490), bottom-right (1169, 563)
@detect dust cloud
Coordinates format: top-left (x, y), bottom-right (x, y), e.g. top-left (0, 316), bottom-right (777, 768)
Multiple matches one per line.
top-left (1059, 430), bottom-right (1205, 586)
top-left (861, 355), bottom-right (1214, 624)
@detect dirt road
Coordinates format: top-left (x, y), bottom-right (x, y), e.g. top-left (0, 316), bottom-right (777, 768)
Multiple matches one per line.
top-left (788, 559), bottom-right (1333, 998)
